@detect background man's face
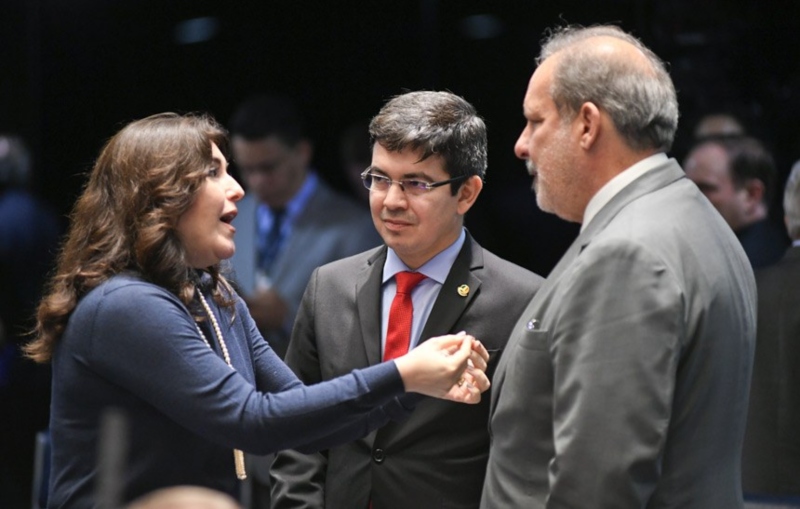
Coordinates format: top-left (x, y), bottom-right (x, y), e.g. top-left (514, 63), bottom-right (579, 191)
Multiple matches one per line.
top-left (231, 135), bottom-right (309, 209)
top-left (684, 143), bottom-right (749, 231)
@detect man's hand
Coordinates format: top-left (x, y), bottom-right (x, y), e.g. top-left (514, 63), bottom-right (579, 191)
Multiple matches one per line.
top-left (244, 289), bottom-right (288, 332)
top-left (394, 333), bottom-right (490, 404)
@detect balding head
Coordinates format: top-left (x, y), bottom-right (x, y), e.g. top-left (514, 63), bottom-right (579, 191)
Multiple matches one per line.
top-left (126, 486), bottom-right (241, 509)
top-left (784, 160), bottom-right (800, 240)
top-left (536, 25), bottom-right (679, 153)
top-left (694, 113), bottom-right (745, 140)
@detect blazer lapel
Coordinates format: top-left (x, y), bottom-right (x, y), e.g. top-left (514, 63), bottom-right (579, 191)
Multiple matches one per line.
top-left (490, 230), bottom-right (583, 407)
top-left (419, 234), bottom-right (483, 343)
top-left (527, 159), bottom-right (687, 310)
top-left (491, 159), bottom-right (687, 415)
top-left (578, 158), bottom-right (686, 248)
top-left (357, 247), bottom-right (388, 365)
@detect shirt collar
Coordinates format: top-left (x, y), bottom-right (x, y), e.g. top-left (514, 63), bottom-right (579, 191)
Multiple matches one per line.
top-left (284, 171), bottom-right (318, 221)
top-left (383, 228), bottom-right (466, 284)
top-left (581, 153), bottom-right (668, 232)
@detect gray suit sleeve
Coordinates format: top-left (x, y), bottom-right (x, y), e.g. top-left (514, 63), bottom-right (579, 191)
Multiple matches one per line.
top-left (547, 239), bottom-right (683, 508)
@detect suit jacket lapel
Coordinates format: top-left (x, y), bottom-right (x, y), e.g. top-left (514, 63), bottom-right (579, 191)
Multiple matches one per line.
top-left (578, 159), bottom-right (686, 247)
top-left (490, 158), bottom-right (687, 415)
top-left (357, 246), bottom-right (388, 365)
top-left (419, 234), bottom-right (482, 343)
top-left (356, 234), bottom-right (483, 365)
top-left (541, 159), bottom-right (685, 282)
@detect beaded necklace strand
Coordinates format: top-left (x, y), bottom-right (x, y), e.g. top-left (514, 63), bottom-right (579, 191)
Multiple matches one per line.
top-left (195, 290), bottom-right (247, 480)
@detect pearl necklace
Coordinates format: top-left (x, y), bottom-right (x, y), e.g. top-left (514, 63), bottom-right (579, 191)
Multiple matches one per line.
top-left (195, 290), bottom-right (247, 480)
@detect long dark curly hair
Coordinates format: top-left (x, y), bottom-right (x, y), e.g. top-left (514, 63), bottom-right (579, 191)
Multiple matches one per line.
top-left (25, 112), bottom-right (235, 362)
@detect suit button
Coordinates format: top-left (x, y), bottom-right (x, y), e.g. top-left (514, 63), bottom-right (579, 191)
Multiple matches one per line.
top-left (372, 448), bottom-right (385, 464)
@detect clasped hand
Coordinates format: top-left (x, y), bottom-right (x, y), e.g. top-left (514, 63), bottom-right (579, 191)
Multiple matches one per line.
top-left (394, 332), bottom-right (490, 404)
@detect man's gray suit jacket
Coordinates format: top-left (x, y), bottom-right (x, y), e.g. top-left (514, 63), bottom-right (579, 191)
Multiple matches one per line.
top-left (270, 233), bottom-right (543, 509)
top-left (482, 159), bottom-right (757, 509)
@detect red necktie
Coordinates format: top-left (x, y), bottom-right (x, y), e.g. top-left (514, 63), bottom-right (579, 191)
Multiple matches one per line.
top-left (383, 271), bottom-right (427, 361)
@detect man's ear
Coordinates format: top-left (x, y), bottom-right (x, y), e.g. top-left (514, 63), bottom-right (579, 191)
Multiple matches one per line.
top-left (457, 175), bottom-right (484, 215)
top-left (293, 139), bottom-right (314, 167)
top-left (743, 178), bottom-right (765, 208)
top-left (576, 101), bottom-right (601, 150)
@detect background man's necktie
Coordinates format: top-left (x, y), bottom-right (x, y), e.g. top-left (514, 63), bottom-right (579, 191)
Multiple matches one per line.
top-left (383, 271), bottom-right (427, 361)
top-left (258, 208), bottom-right (286, 273)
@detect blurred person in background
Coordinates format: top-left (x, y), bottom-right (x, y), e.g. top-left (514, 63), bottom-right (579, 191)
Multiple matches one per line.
top-left (742, 159), bottom-right (800, 508)
top-left (684, 135), bottom-right (788, 268)
top-left (227, 95), bottom-right (382, 506)
top-left (0, 133), bottom-right (61, 508)
top-left (338, 118), bottom-right (372, 204)
top-left (227, 94), bottom-right (380, 360)
top-left (126, 486), bottom-right (243, 509)
top-left (693, 112), bottom-right (746, 140)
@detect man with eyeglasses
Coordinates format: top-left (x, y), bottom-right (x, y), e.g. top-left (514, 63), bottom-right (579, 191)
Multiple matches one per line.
top-left (269, 90), bottom-right (543, 509)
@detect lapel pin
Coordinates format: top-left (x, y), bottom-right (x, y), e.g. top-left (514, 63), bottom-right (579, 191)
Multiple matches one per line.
top-left (457, 284), bottom-right (470, 297)
top-left (526, 319), bottom-right (540, 330)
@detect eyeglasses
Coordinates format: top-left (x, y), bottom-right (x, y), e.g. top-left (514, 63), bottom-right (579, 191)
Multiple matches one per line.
top-left (360, 169), bottom-right (467, 196)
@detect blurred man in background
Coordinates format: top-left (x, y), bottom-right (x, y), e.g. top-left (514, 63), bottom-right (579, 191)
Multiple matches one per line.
top-left (0, 134), bottom-right (61, 508)
top-left (742, 160), bottom-right (800, 507)
top-left (227, 95), bottom-right (380, 507)
top-left (684, 135), bottom-right (788, 268)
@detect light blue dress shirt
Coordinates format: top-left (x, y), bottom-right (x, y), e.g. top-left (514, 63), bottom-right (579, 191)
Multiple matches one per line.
top-left (380, 228), bottom-right (466, 356)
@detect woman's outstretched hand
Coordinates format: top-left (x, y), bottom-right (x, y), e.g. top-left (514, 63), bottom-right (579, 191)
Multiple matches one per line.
top-left (393, 332), bottom-right (490, 404)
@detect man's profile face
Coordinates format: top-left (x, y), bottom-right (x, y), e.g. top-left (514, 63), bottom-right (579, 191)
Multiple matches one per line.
top-left (684, 142), bottom-right (749, 231)
top-left (231, 135), bottom-right (309, 209)
top-left (514, 56), bottom-right (583, 223)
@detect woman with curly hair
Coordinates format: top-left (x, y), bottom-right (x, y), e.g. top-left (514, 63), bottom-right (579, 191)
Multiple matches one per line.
top-left (25, 112), bottom-right (488, 508)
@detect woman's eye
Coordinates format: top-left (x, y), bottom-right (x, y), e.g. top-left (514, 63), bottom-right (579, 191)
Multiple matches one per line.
top-left (208, 168), bottom-right (219, 177)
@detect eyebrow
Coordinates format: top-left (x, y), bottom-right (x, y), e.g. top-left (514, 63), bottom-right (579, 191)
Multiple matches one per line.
top-left (367, 165), bottom-right (431, 180)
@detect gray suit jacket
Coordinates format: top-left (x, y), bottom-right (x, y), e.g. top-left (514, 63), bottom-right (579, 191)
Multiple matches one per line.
top-left (481, 159), bottom-right (757, 509)
top-left (270, 233), bottom-right (543, 509)
top-left (228, 178), bottom-right (381, 355)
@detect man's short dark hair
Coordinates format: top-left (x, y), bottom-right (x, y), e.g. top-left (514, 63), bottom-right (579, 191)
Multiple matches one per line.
top-left (710, 135), bottom-right (776, 205)
top-left (228, 94), bottom-right (307, 147)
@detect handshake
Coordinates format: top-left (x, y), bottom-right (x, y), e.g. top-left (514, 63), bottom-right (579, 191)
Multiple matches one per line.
top-left (394, 332), bottom-right (491, 404)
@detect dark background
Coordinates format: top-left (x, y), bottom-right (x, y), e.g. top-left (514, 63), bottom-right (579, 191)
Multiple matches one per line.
top-left (2, 0), bottom-right (800, 275)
